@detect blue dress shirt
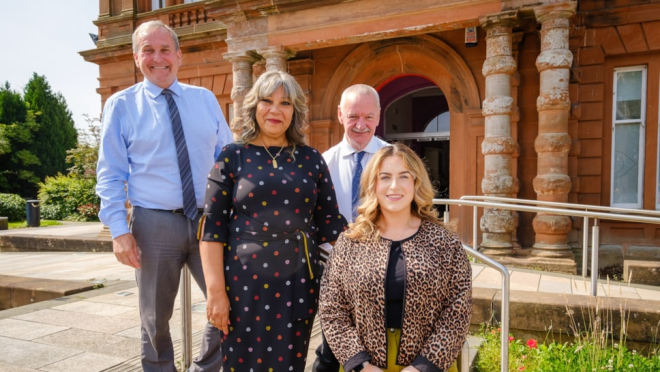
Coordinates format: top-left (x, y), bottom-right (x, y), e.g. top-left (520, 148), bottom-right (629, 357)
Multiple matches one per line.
top-left (96, 79), bottom-right (233, 238)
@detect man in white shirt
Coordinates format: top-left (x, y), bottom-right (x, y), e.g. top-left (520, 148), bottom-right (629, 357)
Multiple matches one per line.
top-left (314, 84), bottom-right (389, 372)
top-left (323, 84), bottom-right (389, 223)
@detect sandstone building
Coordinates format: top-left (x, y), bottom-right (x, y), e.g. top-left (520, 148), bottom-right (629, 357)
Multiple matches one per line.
top-left (81, 0), bottom-right (660, 271)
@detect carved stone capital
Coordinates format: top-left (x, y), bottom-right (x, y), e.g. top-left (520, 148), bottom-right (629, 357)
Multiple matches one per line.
top-left (479, 10), bottom-right (519, 30)
top-left (257, 46), bottom-right (296, 72)
top-left (223, 51), bottom-right (260, 65)
top-left (534, 2), bottom-right (576, 24)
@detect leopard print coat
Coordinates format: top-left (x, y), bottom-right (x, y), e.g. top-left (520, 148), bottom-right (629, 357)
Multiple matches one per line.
top-left (319, 220), bottom-right (472, 372)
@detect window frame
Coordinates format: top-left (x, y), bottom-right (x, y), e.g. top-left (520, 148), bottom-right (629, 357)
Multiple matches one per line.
top-left (610, 65), bottom-right (647, 209)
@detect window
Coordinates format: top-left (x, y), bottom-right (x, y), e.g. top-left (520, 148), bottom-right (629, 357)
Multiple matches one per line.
top-left (152, 0), bottom-right (164, 10)
top-left (611, 66), bottom-right (647, 208)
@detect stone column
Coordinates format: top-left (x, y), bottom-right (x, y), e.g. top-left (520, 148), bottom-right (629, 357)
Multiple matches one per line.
top-left (223, 51), bottom-right (260, 133)
top-left (257, 46), bottom-right (295, 72)
top-left (478, 11), bottom-right (520, 256)
top-left (531, 3), bottom-right (576, 258)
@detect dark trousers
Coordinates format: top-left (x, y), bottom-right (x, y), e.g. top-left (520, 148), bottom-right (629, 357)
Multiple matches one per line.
top-left (312, 331), bottom-right (341, 372)
top-left (131, 207), bottom-right (222, 372)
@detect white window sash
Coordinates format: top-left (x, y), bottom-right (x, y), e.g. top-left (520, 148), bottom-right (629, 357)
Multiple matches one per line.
top-left (611, 65), bottom-right (647, 209)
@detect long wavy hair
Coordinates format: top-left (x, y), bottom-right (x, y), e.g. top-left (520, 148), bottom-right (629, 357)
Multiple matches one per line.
top-left (344, 143), bottom-right (440, 240)
top-left (236, 71), bottom-right (307, 148)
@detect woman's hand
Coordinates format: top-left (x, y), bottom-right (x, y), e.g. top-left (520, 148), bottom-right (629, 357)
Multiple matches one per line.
top-left (206, 289), bottom-right (230, 334)
top-left (362, 362), bottom-right (384, 371)
top-left (400, 366), bottom-right (420, 372)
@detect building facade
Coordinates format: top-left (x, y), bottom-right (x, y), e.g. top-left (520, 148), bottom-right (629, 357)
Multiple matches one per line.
top-left (81, 0), bottom-right (660, 271)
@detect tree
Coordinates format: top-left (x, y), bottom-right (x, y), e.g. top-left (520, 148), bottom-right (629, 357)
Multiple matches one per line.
top-left (23, 73), bottom-right (77, 181)
top-left (66, 115), bottom-right (100, 179)
top-left (0, 83), bottom-right (41, 195)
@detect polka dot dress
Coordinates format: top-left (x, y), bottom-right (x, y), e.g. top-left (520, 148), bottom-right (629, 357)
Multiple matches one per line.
top-left (201, 143), bottom-right (347, 372)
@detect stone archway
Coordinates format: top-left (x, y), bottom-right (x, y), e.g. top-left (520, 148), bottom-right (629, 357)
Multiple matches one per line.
top-left (319, 35), bottom-right (481, 207)
top-left (320, 35), bottom-right (481, 120)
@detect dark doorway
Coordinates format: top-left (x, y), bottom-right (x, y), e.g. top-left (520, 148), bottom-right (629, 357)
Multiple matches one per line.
top-left (377, 75), bottom-right (450, 208)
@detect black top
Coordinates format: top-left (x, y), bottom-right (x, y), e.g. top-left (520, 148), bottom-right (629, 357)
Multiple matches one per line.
top-left (385, 232), bottom-right (416, 328)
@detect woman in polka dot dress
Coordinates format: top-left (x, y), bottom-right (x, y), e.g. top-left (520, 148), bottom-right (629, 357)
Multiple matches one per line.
top-left (199, 70), bottom-right (347, 372)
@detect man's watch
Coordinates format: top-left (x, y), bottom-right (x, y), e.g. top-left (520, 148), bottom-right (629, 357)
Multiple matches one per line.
top-left (353, 362), bottom-right (368, 371)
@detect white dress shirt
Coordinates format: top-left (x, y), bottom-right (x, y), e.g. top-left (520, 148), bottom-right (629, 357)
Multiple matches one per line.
top-left (323, 136), bottom-right (390, 223)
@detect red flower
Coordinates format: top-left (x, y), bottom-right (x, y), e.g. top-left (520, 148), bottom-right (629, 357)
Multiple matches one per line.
top-left (527, 339), bottom-right (538, 349)
top-left (508, 336), bottom-right (514, 342)
top-left (518, 367), bottom-right (525, 371)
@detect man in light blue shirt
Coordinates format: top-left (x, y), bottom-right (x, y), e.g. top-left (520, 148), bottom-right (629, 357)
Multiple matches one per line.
top-left (96, 20), bottom-right (231, 372)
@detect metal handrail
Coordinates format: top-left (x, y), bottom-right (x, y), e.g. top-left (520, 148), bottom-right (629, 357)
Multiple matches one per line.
top-left (437, 198), bottom-right (660, 297)
top-left (180, 267), bottom-right (193, 370)
top-left (458, 195), bottom-right (660, 279)
top-left (459, 195), bottom-right (660, 217)
top-left (462, 242), bottom-right (510, 372)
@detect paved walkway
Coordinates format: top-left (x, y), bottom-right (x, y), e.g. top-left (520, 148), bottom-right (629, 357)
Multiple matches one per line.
top-left (1, 223), bottom-right (659, 371)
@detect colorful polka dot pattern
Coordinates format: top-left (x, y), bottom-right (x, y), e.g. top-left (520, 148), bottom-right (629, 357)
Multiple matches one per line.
top-left (201, 143), bottom-right (347, 371)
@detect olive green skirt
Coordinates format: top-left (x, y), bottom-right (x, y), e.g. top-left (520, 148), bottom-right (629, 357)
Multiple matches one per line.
top-left (339, 329), bottom-right (458, 372)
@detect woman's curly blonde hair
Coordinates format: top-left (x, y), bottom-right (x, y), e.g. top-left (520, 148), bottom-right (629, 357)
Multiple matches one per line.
top-left (344, 142), bottom-right (440, 240)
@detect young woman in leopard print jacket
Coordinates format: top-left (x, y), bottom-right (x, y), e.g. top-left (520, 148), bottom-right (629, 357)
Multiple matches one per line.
top-left (319, 143), bottom-right (472, 372)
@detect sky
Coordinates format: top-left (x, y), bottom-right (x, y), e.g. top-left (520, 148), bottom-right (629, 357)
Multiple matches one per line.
top-left (1, 1), bottom-right (101, 131)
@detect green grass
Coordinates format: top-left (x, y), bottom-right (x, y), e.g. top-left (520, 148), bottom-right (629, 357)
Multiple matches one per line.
top-left (8, 220), bottom-right (62, 229)
top-left (474, 325), bottom-right (660, 372)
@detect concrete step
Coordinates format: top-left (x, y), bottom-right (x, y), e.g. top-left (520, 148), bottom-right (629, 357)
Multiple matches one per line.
top-left (0, 274), bottom-right (95, 310)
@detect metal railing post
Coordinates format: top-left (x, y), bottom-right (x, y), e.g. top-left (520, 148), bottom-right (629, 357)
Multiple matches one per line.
top-left (582, 216), bottom-right (589, 278)
top-left (460, 340), bottom-right (470, 372)
top-left (591, 220), bottom-right (599, 296)
top-left (180, 266), bottom-right (193, 369)
top-left (473, 206), bottom-right (478, 262)
top-left (462, 243), bottom-right (510, 372)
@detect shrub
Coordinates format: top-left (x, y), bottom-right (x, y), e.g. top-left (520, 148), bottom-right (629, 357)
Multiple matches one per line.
top-left (0, 192), bottom-right (25, 221)
top-left (38, 174), bottom-right (99, 221)
top-left (76, 203), bottom-right (100, 222)
top-left (40, 204), bottom-right (68, 220)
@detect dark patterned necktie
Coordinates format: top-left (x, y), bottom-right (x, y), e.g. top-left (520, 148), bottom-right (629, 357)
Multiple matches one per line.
top-left (162, 89), bottom-right (198, 220)
top-left (351, 151), bottom-right (365, 220)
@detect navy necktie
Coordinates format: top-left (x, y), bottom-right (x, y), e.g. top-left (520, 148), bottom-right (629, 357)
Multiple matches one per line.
top-left (352, 151), bottom-right (366, 220)
top-left (162, 89), bottom-right (198, 221)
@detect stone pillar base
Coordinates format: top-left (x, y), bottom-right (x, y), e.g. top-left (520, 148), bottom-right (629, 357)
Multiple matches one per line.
top-left (98, 225), bottom-right (112, 239)
top-left (530, 243), bottom-right (574, 259)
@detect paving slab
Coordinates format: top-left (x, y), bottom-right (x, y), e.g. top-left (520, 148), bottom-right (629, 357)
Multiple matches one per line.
top-left (13, 309), bottom-right (140, 334)
top-left (538, 275), bottom-right (572, 294)
top-left (0, 318), bottom-right (68, 340)
top-left (38, 352), bottom-right (126, 372)
top-left (52, 300), bottom-right (135, 317)
top-left (0, 335), bottom-right (82, 369)
top-left (636, 287), bottom-right (660, 301)
top-left (34, 328), bottom-right (141, 359)
top-left (0, 362), bottom-right (40, 372)
top-left (510, 271), bottom-right (540, 292)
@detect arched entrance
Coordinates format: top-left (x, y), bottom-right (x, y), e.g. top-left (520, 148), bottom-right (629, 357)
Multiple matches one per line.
top-left (377, 75), bottom-right (450, 205)
top-left (320, 35), bottom-right (479, 201)
top-left (319, 35), bottom-right (480, 240)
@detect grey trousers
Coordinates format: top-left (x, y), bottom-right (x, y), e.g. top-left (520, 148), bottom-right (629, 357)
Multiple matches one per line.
top-left (131, 207), bottom-right (222, 372)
